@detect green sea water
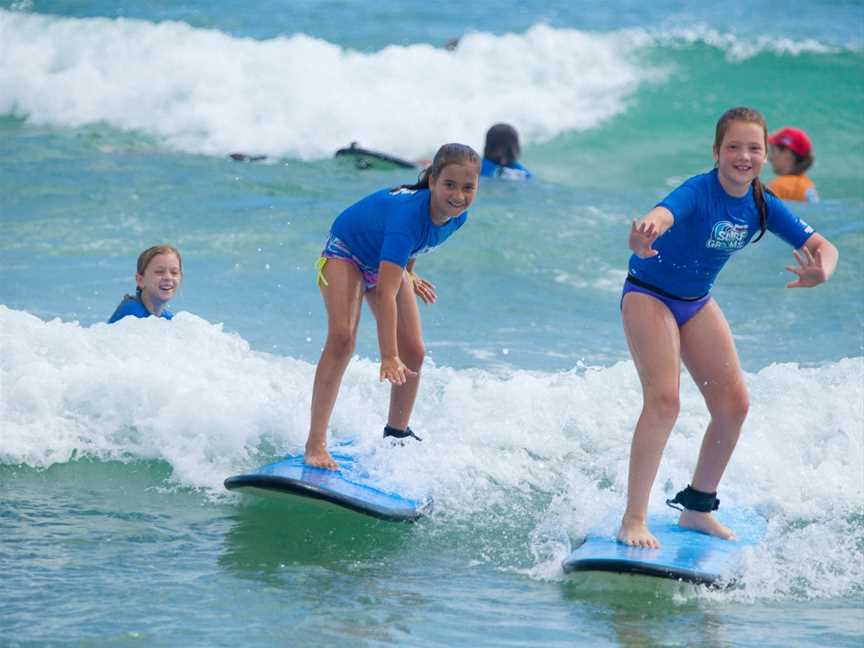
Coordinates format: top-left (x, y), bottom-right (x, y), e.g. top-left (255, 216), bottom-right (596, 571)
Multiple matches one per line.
top-left (1, 2), bottom-right (863, 646)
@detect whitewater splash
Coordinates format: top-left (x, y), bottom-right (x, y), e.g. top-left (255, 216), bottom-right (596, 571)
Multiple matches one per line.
top-left (2, 304), bottom-right (861, 497)
top-left (1, 11), bottom-right (848, 162)
top-left (0, 10), bottom-right (648, 159)
top-left (2, 305), bottom-right (862, 597)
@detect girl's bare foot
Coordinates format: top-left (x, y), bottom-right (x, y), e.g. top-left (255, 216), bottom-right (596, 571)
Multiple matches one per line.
top-left (618, 513), bottom-right (660, 549)
top-left (679, 510), bottom-right (736, 540)
top-left (303, 446), bottom-right (339, 471)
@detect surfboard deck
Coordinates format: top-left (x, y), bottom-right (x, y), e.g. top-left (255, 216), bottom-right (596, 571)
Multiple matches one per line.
top-left (562, 509), bottom-right (766, 586)
top-left (224, 446), bottom-right (431, 522)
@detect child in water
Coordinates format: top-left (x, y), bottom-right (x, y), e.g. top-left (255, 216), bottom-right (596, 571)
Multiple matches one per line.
top-left (305, 143), bottom-right (481, 470)
top-left (767, 127), bottom-right (818, 202)
top-left (618, 107), bottom-right (838, 548)
top-left (481, 123), bottom-right (532, 181)
top-left (108, 245), bottom-right (182, 323)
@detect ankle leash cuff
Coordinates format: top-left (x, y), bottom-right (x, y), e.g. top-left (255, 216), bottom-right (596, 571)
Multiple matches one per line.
top-left (666, 485), bottom-right (720, 513)
top-left (383, 425), bottom-right (423, 442)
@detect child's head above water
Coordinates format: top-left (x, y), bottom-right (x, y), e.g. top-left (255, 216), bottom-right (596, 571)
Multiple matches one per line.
top-left (135, 244), bottom-right (182, 308)
top-left (483, 123), bottom-right (521, 166)
top-left (768, 127), bottom-right (814, 176)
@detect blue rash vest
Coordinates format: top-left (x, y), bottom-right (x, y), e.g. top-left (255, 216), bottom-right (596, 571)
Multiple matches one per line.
top-left (628, 169), bottom-right (815, 298)
top-left (480, 158), bottom-right (532, 181)
top-left (108, 295), bottom-right (174, 324)
top-left (330, 187), bottom-right (468, 269)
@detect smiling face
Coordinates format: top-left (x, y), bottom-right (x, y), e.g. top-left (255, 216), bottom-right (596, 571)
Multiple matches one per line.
top-left (136, 252), bottom-right (182, 311)
top-left (428, 162), bottom-right (479, 224)
top-left (713, 120), bottom-right (767, 197)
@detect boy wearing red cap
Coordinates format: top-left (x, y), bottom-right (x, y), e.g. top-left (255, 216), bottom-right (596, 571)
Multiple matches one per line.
top-left (768, 127), bottom-right (818, 203)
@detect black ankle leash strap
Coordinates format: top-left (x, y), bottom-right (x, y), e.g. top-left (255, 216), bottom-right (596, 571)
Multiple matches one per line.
top-left (383, 425), bottom-right (423, 442)
top-left (666, 485), bottom-right (719, 512)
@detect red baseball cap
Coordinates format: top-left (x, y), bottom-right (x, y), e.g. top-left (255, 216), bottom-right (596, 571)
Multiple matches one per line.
top-left (768, 127), bottom-right (812, 157)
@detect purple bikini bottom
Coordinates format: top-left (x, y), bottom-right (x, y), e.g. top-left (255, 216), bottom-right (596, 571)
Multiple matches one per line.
top-left (621, 277), bottom-right (711, 328)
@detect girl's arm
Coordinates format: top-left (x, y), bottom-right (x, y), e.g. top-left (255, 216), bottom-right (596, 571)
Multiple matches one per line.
top-left (630, 207), bottom-right (675, 258)
top-left (375, 261), bottom-right (418, 384)
top-left (786, 233), bottom-right (839, 288)
top-left (405, 258), bottom-right (437, 304)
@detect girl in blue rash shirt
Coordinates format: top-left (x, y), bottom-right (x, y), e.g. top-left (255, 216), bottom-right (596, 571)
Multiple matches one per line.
top-left (305, 143), bottom-right (481, 470)
top-left (480, 123), bottom-right (532, 181)
top-left (108, 245), bottom-right (182, 323)
top-left (618, 107), bottom-right (839, 549)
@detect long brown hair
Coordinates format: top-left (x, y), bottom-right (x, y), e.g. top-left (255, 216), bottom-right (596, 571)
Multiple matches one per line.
top-left (397, 143), bottom-right (480, 191)
top-left (135, 245), bottom-right (182, 297)
top-left (713, 106), bottom-right (772, 243)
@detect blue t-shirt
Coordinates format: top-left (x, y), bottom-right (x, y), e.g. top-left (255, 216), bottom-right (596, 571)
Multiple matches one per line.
top-left (330, 187), bottom-right (468, 269)
top-left (108, 295), bottom-right (174, 324)
top-left (628, 169), bottom-right (815, 297)
top-left (480, 158), bottom-right (532, 181)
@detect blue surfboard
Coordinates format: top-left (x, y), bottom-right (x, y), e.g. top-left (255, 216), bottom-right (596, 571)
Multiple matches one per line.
top-left (224, 446), bottom-right (431, 522)
top-left (562, 509), bottom-right (766, 586)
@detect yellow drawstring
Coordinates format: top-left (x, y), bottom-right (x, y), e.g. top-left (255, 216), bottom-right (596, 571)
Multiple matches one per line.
top-left (315, 257), bottom-right (329, 287)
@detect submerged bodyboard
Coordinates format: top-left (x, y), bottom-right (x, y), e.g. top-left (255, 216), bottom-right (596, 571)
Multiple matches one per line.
top-left (224, 447), bottom-right (430, 522)
top-left (563, 509), bottom-right (766, 586)
top-left (334, 142), bottom-right (417, 170)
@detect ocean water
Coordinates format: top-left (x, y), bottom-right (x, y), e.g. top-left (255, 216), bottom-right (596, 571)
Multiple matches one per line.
top-left (1, 1), bottom-right (863, 646)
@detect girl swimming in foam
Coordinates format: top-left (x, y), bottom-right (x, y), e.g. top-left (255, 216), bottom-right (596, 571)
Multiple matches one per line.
top-left (480, 123), bottom-right (532, 181)
top-left (305, 143), bottom-right (481, 470)
top-left (108, 245), bottom-right (182, 324)
top-left (618, 107), bottom-right (839, 549)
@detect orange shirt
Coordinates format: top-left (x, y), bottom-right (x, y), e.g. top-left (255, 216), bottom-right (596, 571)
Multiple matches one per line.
top-left (768, 174), bottom-right (818, 203)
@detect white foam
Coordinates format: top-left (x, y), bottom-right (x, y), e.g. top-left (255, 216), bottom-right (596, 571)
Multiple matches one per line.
top-left (650, 23), bottom-right (840, 61)
top-left (2, 11), bottom-right (844, 159)
top-left (1, 304), bottom-right (862, 597)
top-left (0, 11), bottom-right (659, 159)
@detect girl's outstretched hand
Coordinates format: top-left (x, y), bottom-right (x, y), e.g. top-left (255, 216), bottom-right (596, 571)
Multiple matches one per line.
top-left (411, 273), bottom-right (437, 304)
top-left (629, 219), bottom-right (660, 258)
top-left (380, 356), bottom-right (418, 385)
top-left (786, 247), bottom-right (827, 288)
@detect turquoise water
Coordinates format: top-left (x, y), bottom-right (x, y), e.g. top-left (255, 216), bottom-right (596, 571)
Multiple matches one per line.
top-left (1, 2), bottom-right (863, 646)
